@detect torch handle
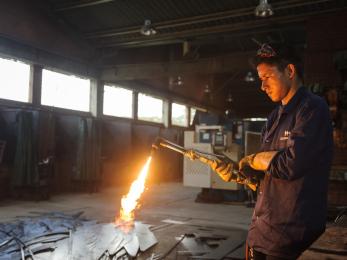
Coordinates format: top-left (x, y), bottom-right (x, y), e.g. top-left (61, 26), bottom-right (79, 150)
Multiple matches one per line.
top-left (152, 137), bottom-right (258, 191)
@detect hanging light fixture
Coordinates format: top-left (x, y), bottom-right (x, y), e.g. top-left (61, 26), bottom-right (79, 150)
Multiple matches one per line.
top-left (225, 108), bottom-right (233, 117)
top-left (226, 93), bottom-right (233, 103)
top-left (140, 20), bottom-right (157, 36)
top-left (255, 0), bottom-right (274, 18)
top-left (204, 84), bottom-right (211, 93)
top-left (176, 76), bottom-right (183, 86)
top-left (245, 71), bottom-right (256, 82)
top-left (169, 76), bottom-right (184, 87)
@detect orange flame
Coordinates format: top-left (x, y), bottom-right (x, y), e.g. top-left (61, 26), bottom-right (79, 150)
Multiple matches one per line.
top-left (116, 156), bottom-right (152, 232)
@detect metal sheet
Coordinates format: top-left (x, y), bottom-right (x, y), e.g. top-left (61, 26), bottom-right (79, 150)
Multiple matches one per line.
top-left (123, 232), bottom-right (139, 257)
top-left (134, 222), bottom-right (158, 251)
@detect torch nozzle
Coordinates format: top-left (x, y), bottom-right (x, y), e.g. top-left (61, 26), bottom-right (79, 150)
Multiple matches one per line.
top-left (150, 143), bottom-right (159, 157)
top-left (150, 137), bottom-right (164, 156)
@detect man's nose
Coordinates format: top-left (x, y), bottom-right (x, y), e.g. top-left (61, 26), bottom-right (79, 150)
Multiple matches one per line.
top-left (260, 81), bottom-right (267, 91)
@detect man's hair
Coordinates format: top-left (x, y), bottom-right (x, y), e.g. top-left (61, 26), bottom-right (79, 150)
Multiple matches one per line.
top-left (251, 43), bottom-right (304, 80)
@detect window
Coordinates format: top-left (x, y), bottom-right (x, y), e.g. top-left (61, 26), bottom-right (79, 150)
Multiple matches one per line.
top-left (138, 93), bottom-right (163, 123)
top-left (171, 102), bottom-right (188, 127)
top-left (0, 57), bottom-right (30, 102)
top-left (190, 107), bottom-right (197, 125)
top-left (103, 85), bottom-right (133, 118)
top-left (41, 69), bottom-right (90, 112)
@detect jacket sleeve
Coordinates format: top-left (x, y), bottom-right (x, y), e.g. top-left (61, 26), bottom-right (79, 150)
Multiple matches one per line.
top-left (267, 99), bottom-right (332, 180)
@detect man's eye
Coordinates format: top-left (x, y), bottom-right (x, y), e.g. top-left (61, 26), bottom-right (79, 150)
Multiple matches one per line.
top-left (260, 75), bottom-right (270, 81)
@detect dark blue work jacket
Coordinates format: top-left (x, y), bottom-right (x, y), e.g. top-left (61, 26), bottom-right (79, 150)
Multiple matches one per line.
top-left (247, 87), bottom-right (333, 258)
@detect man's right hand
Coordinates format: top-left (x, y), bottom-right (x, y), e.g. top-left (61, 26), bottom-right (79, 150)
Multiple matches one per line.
top-left (239, 165), bottom-right (265, 182)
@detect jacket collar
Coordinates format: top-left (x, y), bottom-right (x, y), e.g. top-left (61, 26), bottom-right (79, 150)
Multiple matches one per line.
top-left (281, 86), bottom-right (306, 114)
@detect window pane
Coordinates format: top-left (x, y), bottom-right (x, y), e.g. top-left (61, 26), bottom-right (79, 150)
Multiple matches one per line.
top-left (190, 108), bottom-right (197, 125)
top-left (172, 103), bottom-right (188, 127)
top-left (0, 57), bottom-right (30, 102)
top-left (103, 85), bottom-right (133, 118)
top-left (41, 69), bottom-right (90, 112)
top-left (138, 93), bottom-right (163, 123)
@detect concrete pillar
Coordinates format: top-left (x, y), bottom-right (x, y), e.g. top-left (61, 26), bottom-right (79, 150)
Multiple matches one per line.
top-left (90, 79), bottom-right (103, 117)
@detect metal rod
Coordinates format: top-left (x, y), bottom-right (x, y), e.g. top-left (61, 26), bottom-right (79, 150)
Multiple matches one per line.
top-left (157, 138), bottom-right (224, 159)
top-left (55, 0), bottom-right (115, 11)
top-left (159, 143), bottom-right (186, 155)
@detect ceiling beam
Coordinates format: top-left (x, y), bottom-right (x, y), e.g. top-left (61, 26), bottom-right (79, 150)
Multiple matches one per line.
top-left (96, 15), bottom-right (307, 48)
top-left (101, 52), bottom-right (252, 81)
top-left (54, 0), bottom-right (115, 11)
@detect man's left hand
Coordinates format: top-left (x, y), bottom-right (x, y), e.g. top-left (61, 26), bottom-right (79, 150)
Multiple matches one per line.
top-left (239, 151), bottom-right (278, 172)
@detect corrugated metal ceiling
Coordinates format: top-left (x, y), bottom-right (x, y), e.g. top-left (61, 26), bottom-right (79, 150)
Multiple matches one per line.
top-left (44, 0), bottom-right (347, 49)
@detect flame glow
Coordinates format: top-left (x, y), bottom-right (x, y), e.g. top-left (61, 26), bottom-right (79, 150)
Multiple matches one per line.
top-left (116, 156), bottom-right (152, 232)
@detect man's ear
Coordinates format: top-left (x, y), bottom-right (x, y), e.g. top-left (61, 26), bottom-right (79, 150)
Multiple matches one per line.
top-left (286, 64), bottom-right (296, 79)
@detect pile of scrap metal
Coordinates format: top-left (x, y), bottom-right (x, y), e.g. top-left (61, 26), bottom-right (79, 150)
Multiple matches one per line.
top-left (0, 212), bottom-right (157, 259)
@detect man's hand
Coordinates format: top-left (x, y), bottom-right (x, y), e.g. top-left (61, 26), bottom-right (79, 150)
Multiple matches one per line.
top-left (210, 160), bottom-right (235, 182)
top-left (239, 165), bottom-right (264, 181)
top-left (239, 154), bottom-right (256, 172)
top-left (238, 151), bottom-right (278, 181)
top-left (239, 151), bottom-right (278, 171)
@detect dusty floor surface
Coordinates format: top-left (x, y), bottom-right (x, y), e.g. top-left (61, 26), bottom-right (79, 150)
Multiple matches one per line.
top-left (0, 182), bottom-right (345, 259)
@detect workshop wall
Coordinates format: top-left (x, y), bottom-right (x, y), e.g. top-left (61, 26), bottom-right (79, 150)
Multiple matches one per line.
top-left (305, 10), bottom-right (347, 164)
top-left (54, 115), bottom-right (80, 192)
top-left (101, 120), bottom-right (133, 186)
top-left (0, 109), bottom-right (57, 197)
top-left (305, 11), bottom-right (347, 206)
top-left (0, 110), bottom-right (17, 198)
top-left (0, 110), bottom-right (17, 166)
top-left (0, 107), bottom-right (185, 199)
top-left (305, 10), bottom-right (347, 86)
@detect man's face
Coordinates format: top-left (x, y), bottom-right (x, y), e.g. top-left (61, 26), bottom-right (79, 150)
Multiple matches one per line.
top-left (257, 63), bottom-right (291, 103)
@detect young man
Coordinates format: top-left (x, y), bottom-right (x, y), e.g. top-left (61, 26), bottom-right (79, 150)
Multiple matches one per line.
top-left (212, 43), bottom-right (333, 259)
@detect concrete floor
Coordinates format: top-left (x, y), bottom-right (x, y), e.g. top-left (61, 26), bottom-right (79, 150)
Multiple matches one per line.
top-left (0, 183), bottom-right (251, 259)
top-left (0, 182), bottom-right (345, 259)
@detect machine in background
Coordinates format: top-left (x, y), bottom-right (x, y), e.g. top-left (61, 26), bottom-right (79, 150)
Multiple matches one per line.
top-left (183, 125), bottom-right (244, 191)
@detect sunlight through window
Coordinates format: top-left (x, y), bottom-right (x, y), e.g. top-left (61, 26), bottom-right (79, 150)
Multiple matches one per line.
top-left (103, 85), bottom-right (133, 118)
top-left (190, 108), bottom-right (197, 126)
top-left (0, 57), bottom-right (30, 102)
top-left (41, 69), bottom-right (90, 112)
top-left (138, 93), bottom-right (163, 123)
top-left (172, 103), bottom-right (188, 127)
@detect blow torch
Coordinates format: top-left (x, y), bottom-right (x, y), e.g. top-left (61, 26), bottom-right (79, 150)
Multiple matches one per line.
top-left (151, 137), bottom-right (257, 191)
